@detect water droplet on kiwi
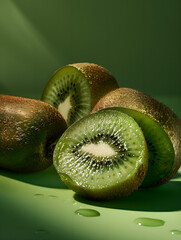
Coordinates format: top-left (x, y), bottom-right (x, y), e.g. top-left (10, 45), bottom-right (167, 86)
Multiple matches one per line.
top-left (33, 193), bottom-right (44, 198)
top-left (134, 217), bottom-right (165, 227)
top-left (170, 230), bottom-right (181, 235)
top-left (75, 209), bottom-right (100, 217)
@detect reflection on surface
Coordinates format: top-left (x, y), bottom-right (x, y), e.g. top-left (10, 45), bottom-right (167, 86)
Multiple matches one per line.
top-left (74, 180), bottom-right (181, 212)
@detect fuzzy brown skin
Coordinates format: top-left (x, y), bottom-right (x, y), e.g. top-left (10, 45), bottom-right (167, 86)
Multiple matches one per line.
top-left (69, 63), bottom-right (119, 109)
top-left (0, 95), bottom-right (67, 172)
top-left (92, 88), bottom-right (181, 186)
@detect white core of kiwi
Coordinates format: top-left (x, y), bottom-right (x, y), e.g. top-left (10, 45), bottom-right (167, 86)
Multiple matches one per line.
top-left (81, 141), bottom-right (116, 157)
top-left (58, 95), bottom-right (72, 121)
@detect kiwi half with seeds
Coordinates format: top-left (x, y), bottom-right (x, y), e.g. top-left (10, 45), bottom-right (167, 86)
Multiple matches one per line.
top-left (92, 88), bottom-right (181, 187)
top-left (41, 63), bottom-right (118, 126)
top-left (99, 107), bottom-right (175, 187)
top-left (53, 109), bottom-right (148, 200)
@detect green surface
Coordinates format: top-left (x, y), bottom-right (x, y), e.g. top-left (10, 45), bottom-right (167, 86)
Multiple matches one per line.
top-left (0, 164), bottom-right (181, 240)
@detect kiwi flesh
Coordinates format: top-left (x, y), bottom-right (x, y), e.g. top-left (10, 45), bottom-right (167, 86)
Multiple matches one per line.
top-left (0, 95), bottom-right (67, 172)
top-left (92, 88), bottom-right (181, 187)
top-left (100, 107), bottom-right (175, 187)
top-left (41, 63), bottom-right (118, 126)
top-left (53, 109), bottom-right (148, 200)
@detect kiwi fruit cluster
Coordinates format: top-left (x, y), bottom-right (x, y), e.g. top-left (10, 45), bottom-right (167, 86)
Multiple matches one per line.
top-left (1, 62), bottom-right (181, 201)
top-left (0, 63), bottom-right (118, 173)
top-left (92, 88), bottom-right (181, 188)
top-left (49, 65), bottom-right (181, 200)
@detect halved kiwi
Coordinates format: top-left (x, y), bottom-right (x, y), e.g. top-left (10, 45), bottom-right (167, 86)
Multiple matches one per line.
top-left (0, 95), bottom-right (67, 172)
top-left (41, 63), bottom-right (118, 126)
top-left (92, 88), bottom-right (181, 187)
top-left (100, 107), bottom-right (175, 187)
top-left (53, 109), bottom-right (148, 200)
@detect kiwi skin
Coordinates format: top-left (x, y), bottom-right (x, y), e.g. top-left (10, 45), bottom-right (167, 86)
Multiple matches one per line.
top-left (42, 62), bottom-right (119, 110)
top-left (0, 95), bottom-right (67, 173)
top-left (92, 88), bottom-right (181, 187)
top-left (69, 63), bottom-right (119, 109)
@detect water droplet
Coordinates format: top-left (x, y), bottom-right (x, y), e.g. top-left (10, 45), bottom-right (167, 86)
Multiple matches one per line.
top-left (75, 209), bottom-right (100, 217)
top-left (33, 193), bottom-right (44, 198)
top-left (134, 217), bottom-right (165, 227)
top-left (171, 230), bottom-right (181, 235)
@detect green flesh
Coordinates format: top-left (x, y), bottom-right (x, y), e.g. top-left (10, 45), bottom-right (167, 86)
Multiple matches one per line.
top-left (54, 110), bottom-right (147, 195)
top-left (41, 66), bottom-right (91, 126)
top-left (107, 107), bottom-right (175, 187)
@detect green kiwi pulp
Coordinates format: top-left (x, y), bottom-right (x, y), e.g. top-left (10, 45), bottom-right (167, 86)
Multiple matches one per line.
top-left (41, 63), bottom-right (118, 127)
top-left (42, 66), bottom-right (91, 126)
top-left (102, 107), bottom-right (175, 187)
top-left (53, 109), bottom-right (148, 200)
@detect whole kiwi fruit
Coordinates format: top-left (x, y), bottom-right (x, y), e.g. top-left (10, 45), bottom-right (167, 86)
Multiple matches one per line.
top-left (41, 62), bottom-right (119, 126)
top-left (0, 95), bottom-right (67, 172)
top-left (92, 88), bottom-right (181, 187)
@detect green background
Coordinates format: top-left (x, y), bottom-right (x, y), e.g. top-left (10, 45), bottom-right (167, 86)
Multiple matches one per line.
top-left (0, 1), bottom-right (181, 240)
top-left (0, 0), bottom-right (181, 101)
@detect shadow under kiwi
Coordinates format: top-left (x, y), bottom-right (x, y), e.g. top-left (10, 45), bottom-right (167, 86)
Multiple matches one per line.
top-left (172, 171), bottom-right (181, 179)
top-left (74, 180), bottom-right (181, 212)
top-left (0, 165), bottom-right (68, 189)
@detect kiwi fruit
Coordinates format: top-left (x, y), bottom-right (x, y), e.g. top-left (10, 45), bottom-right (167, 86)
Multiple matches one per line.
top-left (98, 107), bottom-right (175, 187)
top-left (0, 95), bottom-right (67, 172)
top-left (92, 88), bottom-right (181, 187)
top-left (41, 63), bottom-right (118, 127)
top-left (53, 109), bottom-right (148, 200)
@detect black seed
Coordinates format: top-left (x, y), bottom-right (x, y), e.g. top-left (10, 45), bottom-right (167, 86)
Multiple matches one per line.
top-left (85, 155), bottom-right (90, 160)
top-left (97, 133), bottom-right (101, 138)
top-left (77, 143), bottom-right (82, 147)
top-left (92, 160), bottom-right (96, 165)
